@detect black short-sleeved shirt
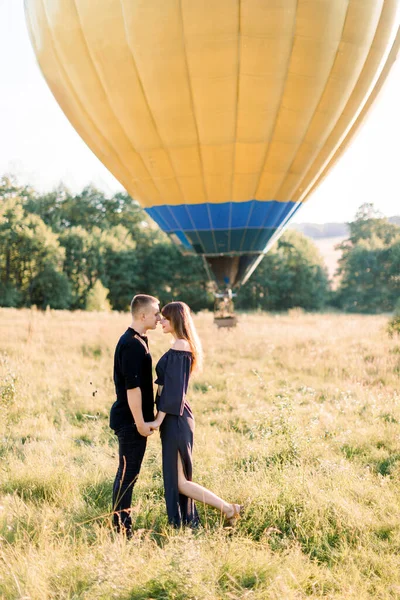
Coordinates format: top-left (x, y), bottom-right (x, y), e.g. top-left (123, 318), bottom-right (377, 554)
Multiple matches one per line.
top-left (110, 327), bottom-right (155, 431)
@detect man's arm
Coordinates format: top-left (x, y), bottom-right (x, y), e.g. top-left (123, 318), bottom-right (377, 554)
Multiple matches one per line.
top-left (127, 388), bottom-right (153, 437)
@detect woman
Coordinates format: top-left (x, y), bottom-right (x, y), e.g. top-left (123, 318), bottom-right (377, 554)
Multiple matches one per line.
top-left (148, 301), bottom-right (242, 528)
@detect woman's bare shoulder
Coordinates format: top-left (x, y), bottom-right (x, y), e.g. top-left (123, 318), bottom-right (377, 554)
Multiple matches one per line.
top-left (172, 339), bottom-right (191, 351)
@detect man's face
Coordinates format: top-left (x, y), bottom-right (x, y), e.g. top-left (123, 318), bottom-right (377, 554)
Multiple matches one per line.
top-left (142, 302), bottom-right (161, 331)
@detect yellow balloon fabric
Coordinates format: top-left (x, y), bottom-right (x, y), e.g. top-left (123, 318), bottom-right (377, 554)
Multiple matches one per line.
top-left (25, 0), bottom-right (399, 285)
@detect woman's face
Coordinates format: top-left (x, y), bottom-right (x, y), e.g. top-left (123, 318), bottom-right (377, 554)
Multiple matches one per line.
top-left (160, 315), bottom-right (174, 335)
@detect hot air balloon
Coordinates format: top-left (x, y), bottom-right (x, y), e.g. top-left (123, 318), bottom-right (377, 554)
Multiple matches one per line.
top-left (24, 0), bottom-right (399, 294)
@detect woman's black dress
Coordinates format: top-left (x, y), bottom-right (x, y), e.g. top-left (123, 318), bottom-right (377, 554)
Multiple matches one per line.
top-left (155, 349), bottom-right (200, 528)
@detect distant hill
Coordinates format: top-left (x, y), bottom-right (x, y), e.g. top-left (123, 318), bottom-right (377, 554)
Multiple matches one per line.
top-left (291, 216), bottom-right (400, 239)
top-left (390, 216), bottom-right (400, 227)
top-left (291, 222), bottom-right (349, 238)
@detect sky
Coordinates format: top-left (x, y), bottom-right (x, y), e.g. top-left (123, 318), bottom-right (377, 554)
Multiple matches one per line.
top-left (1, 1), bottom-right (399, 224)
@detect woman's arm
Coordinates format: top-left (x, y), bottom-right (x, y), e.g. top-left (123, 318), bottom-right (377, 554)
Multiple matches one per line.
top-left (148, 410), bottom-right (166, 430)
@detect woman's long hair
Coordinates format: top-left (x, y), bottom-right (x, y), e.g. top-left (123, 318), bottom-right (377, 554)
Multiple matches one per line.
top-left (161, 302), bottom-right (203, 373)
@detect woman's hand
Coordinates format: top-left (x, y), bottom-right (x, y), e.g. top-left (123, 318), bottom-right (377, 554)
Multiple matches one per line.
top-left (147, 420), bottom-right (160, 431)
top-left (147, 410), bottom-right (166, 431)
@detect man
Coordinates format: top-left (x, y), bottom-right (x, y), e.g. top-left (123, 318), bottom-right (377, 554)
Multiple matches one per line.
top-left (110, 293), bottom-right (161, 536)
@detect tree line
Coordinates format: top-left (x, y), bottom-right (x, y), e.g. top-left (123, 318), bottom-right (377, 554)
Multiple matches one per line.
top-left (0, 175), bottom-right (398, 313)
top-left (335, 203), bottom-right (400, 313)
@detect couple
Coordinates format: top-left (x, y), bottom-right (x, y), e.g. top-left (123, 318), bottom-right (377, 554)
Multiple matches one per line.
top-left (110, 294), bottom-right (242, 534)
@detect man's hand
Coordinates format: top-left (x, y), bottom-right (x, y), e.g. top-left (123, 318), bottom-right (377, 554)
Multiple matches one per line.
top-left (136, 422), bottom-right (154, 437)
top-left (147, 420), bottom-right (160, 431)
top-left (127, 389), bottom-right (153, 436)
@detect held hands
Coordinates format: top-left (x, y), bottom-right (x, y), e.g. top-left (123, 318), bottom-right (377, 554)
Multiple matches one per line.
top-left (147, 419), bottom-right (162, 431)
top-left (149, 410), bottom-right (166, 431)
top-left (141, 410), bottom-right (165, 434)
top-left (136, 422), bottom-right (154, 437)
top-left (136, 417), bottom-right (162, 437)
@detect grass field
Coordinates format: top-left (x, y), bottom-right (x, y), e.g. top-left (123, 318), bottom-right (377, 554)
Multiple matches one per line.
top-left (0, 307), bottom-right (400, 599)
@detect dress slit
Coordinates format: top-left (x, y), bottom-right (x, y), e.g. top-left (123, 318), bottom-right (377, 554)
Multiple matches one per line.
top-left (160, 406), bottom-right (199, 528)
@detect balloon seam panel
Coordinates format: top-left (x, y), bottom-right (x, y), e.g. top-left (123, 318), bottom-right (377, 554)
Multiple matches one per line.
top-left (229, 0), bottom-right (241, 252)
top-left (71, 0), bottom-right (160, 192)
top-left (118, 0), bottom-right (187, 205)
top-left (39, 0), bottom-right (137, 193)
top-left (71, 0), bottom-right (174, 204)
top-left (297, 5), bottom-right (397, 203)
top-left (253, 1), bottom-right (298, 199)
top-left (178, 0), bottom-right (209, 206)
top-left (305, 25), bottom-right (400, 202)
top-left (275, 0), bottom-right (382, 201)
top-left (270, 0), bottom-right (351, 200)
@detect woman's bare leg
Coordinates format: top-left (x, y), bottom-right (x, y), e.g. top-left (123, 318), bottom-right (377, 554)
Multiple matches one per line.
top-left (177, 453), bottom-right (235, 517)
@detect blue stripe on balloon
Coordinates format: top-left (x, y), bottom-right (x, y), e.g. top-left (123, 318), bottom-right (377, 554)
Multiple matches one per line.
top-left (185, 203), bottom-right (211, 229)
top-left (145, 200), bottom-right (298, 233)
top-left (208, 202), bottom-right (231, 229)
top-left (231, 202), bottom-right (253, 228)
top-left (169, 205), bottom-right (193, 230)
top-left (145, 200), bottom-right (300, 254)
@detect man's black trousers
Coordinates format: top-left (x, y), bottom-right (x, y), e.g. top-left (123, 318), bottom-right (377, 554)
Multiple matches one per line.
top-left (112, 423), bottom-right (147, 532)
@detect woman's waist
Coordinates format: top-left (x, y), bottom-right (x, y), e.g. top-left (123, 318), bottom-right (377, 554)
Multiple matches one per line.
top-left (182, 401), bottom-right (193, 417)
top-left (159, 401), bottom-right (194, 419)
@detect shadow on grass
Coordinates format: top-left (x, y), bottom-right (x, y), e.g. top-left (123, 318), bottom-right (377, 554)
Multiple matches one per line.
top-left (218, 567), bottom-right (268, 595)
top-left (0, 477), bottom-right (65, 505)
top-left (374, 454), bottom-right (400, 476)
top-left (120, 578), bottom-right (190, 600)
top-left (341, 442), bottom-right (400, 476)
top-left (82, 479), bottom-right (113, 512)
top-left (72, 479), bottom-right (169, 547)
top-left (241, 498), bottom-right (361, 565)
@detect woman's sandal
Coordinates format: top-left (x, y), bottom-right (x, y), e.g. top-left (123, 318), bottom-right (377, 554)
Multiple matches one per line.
top-left (225, 503), bottom-right (243, 527)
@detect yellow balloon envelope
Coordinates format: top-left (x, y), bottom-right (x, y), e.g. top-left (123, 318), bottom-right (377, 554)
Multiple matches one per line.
top-left (25, 0), bottom-right (400, 286)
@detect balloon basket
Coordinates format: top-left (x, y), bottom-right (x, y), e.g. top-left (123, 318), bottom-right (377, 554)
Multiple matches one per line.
top-left (214, 315), bottom-right (238, 329)
top-left (213, 291), bottom-right (237, 328)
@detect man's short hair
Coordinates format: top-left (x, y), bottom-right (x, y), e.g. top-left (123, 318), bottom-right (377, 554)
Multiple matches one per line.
top-left (130, 294), bottom-right (159, 316)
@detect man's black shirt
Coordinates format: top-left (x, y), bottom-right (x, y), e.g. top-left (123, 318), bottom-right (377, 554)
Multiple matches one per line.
top-left (110, 327), bottom-right (155, 431)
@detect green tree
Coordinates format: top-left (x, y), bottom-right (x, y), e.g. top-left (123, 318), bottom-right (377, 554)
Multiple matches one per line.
top-left (85, 279), bottom-right (111, 311)
top-left (0, 174), bottom-right (35, 203)
top-left (30, 264), bottom-right (71, 309)
top-left (59, 186), bottom-right (110, 230)
top-left (24, 184), bottom-right (155, 239)
top-left (23, 184), bottom-right (73, 232)
top-left (100, 191), bottom-right (153, 236)
top-left (0, 196), bottom-right (65, 307)
top-left (59, 226), bottom-right (104, 309)
top-left (136, 242), bottom-right (213, 311)
top-left (336, 204), bottom-right (400, 313)
top-left (0, 282), bottom-right (21, 307)
top-left (346, 203), bottom-right (399, 246)
top-left (101, 225), bottom-right (140, 311)
top-left (236, 230), bottom-right (330, 311)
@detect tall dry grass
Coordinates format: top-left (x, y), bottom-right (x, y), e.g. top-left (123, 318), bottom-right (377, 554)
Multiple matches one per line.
top-left (0, 307), bottom-right (399, 599)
